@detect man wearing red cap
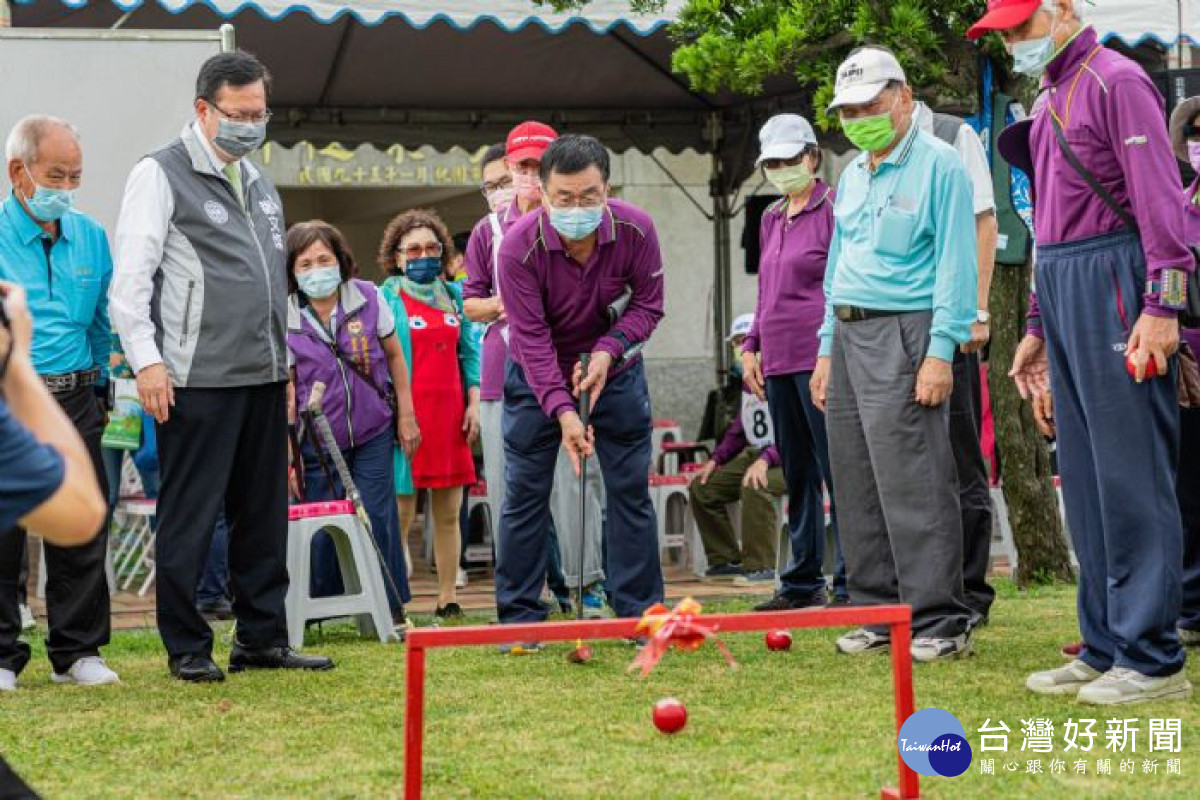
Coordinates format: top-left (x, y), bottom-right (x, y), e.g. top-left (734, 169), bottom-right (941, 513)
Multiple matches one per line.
top-left (970, 0), bottom-right (1193, 704)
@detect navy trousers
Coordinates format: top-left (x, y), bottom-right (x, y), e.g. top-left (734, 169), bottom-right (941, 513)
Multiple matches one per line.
top-left (1178, 405), bottom-right (1200, 633)
top-left (765, 372), bottom-right (846, 600)
top-left (303, 429), bottom-right (411, 608)
top-left (1038, 230), bottom-right (1184, 677)
top-left (495, 361), bottom-right (662, 623)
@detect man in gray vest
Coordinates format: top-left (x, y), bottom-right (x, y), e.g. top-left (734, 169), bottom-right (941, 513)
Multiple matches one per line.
top-left (913, 99), bottom-right (1000, 628)
top-left (110, 51), bottom-right (332, 682)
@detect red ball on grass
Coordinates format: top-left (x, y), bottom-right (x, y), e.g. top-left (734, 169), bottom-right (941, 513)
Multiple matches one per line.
top-left (652, 697), bottom-right (687, 734)
top-left (765, 630), bottom-right (792, 651)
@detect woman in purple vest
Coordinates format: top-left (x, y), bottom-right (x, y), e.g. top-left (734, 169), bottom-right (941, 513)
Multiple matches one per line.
top-left (286, 221), bottom-right (420, 612)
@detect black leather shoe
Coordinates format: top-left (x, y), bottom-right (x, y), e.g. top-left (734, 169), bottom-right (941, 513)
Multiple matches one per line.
top-left (754, 592), bottom-right (827, 612)
top-left (169, 653), bottom-right (226, 683)
top-left (228, 642), bottom-right (335, 673)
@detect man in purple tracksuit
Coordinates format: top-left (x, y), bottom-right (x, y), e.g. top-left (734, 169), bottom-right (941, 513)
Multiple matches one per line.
top-left (972, 0), bottom-right (1193, 704)
top-left (494, 134), bottom-right (665, 630)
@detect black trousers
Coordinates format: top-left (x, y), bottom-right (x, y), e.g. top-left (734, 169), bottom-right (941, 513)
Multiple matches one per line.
top-left (155, 384), bottom-right (289, 658)
top-left (949, 350), bottom-right (994, 622)
top-left (0, 386), bottom-right (110, 675)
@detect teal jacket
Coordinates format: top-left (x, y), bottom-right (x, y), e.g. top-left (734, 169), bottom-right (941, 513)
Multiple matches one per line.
top-left (0, 193), bottom-right (112, 380)
top-left (380, 277), bottom-right (481, 496)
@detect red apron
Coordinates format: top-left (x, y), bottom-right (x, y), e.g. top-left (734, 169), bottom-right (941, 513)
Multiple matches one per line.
top-left (402, 291), bottom-right (476, 489)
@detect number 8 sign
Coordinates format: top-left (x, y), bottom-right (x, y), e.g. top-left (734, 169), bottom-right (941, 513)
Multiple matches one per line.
top-left (740, 394), bottom-right (775, 448)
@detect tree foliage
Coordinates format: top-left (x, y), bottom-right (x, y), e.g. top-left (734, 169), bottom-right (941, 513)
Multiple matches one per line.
top-left (542, 1), bottom-right (1006, 128)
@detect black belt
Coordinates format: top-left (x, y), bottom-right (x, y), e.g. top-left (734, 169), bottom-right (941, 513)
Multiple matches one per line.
top-left (42, 367), bottom-right (100, 395)
top-left (834, 305), bottom-right (906, 323)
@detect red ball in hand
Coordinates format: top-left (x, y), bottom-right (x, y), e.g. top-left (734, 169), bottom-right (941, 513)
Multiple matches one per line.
top-left (652, 698), bottom-right (687, 734)
top-left (765, 630), bottom-right (793, 652)
top-left (1126, 350), bottom-right (1161, 380)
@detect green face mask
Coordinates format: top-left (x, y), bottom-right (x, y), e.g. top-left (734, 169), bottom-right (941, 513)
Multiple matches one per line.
top-left (764, 163), bottom-right (814, 195)
top-left (842, 107), bottom-right (898, 153)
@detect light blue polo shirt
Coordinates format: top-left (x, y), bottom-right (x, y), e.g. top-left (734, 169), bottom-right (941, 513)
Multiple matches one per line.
top-left (0, 193), bottom-right (112, 380)
top-left (818, 120), bottom-right (977, 363)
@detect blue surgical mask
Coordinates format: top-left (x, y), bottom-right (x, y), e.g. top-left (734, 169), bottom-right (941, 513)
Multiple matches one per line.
top-left (297, 266), bottom-right (341, 299)
top-left (1012, 35), bottom-right (1055, 77)
top-left (213, 118), bottom-right (266, 159)
top-left (20, 171), bottom-right (74, 222)
top-left (405, 256), bottom-right (443, 285)
top-left (548, 205), bottom-right (605, 240)
top-left (1010, 11), bottom-right (1062, 78)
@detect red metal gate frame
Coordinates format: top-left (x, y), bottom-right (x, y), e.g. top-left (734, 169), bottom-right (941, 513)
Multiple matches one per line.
top-left (405, 604), bottom-right (919, 799)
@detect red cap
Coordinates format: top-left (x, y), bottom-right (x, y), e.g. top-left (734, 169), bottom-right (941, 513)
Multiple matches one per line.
top-left (506, 121), bottom-right (558, 163)
top-left (966, 0), bottom-right (1041, 41)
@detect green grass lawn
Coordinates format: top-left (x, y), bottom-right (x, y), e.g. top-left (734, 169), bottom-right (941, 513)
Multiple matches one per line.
top-left (3, 581), bottom-right (1199, 799)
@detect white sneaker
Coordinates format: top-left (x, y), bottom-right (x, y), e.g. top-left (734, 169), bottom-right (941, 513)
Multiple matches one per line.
top-left (455, 568), bottom-right (468, 589)
top-left (19, 604), bottom-right (35, 631)
top-left (911, 632), bottom-right (973, 663)
top-left (0, 668), bottom-right (16, 692)
top-left (51, 656), bottom-right (120, 686)
top-left (1026, 660), bottom-right (1104, 695)
top-left (1077, 667), bottom-right (1193, 706)
top-left (835, 628), bottom-right (891, 655)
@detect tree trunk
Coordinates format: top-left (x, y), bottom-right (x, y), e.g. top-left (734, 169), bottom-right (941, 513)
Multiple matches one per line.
top-left (988, 257), bottom-right (1075, 586)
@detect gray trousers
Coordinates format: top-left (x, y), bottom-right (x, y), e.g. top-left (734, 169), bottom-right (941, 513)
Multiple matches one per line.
top-left (480, 399), bottom-right (604, 587)
top-left (826, 311), bottom-right (972, 639)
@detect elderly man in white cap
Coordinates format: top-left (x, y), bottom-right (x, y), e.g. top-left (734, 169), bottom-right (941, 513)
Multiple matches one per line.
top-left (809, 46), bottom-right (979, 661)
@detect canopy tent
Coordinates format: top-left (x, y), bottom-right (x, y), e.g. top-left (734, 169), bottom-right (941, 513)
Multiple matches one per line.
top-left (10, 0), bottom-right (1198, 375)
top-left (1089, 0), bottom-right (1200, 47)
top-left (10, 0), bottom-right (812, 377)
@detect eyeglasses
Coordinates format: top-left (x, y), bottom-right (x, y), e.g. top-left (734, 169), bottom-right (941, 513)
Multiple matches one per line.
top-left (547, 190), bottom-right (606, 209)
top-left (208, 100), bottom-right (273, 125)
top-left (398, 242), bottom-right (444, 260)
top-left (481, 176), bottom-right (513, 194)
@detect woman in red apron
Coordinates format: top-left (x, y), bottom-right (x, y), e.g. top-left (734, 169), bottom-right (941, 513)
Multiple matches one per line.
top-left (379, 209), bottom-right (480, 620)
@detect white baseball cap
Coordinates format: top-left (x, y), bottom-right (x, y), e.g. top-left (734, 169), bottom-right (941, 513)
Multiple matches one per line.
top-left (755, 114), bottom-right (818, 166)
top-left (727, 313), bottom-right (755, 341)
top-left (828, 47), bottom-right (907, 112)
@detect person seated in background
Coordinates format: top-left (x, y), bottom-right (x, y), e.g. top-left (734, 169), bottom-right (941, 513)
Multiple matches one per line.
top-left (379, 209), bottom-right (481, 621)
top-left (0, 281), bottom-right (107, 692)
top-left (691, 314), bottom-right (787, 586)
top-left (286, 220), bottom-right (419, 619)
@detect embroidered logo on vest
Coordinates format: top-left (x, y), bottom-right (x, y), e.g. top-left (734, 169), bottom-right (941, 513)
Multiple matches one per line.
top-left (204, 200), bottom-right (229, 225)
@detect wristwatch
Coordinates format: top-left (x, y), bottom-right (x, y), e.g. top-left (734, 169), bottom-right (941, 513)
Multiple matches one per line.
top-left (976, 310), bottom-right (991, 324)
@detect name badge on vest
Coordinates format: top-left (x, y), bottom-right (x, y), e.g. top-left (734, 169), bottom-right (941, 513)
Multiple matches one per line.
top-left (741, 394), bottom-right (775, 448)
top-left (347, 319), bottom-right (364, 337)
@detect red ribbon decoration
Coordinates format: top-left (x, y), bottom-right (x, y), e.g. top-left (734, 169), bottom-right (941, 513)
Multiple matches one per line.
top-left (628, 597), bottom-right (738, 677)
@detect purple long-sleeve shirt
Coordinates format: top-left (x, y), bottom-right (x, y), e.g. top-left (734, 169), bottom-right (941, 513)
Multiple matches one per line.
top-left (1026, 27), bottom-right (1193, 336)
top-left (743, 182), bottom-right (834, 376)
top-left (711, 389), bottom-right (780, 468)
top-left (462, 201), bottom-right (523, 401)
top-left (497, 198), bottom-right (665, 419)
